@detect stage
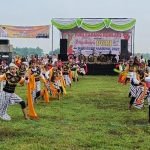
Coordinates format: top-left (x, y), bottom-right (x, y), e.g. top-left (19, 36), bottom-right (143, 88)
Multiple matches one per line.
top-left (86, 63), bottom-right (118, 75)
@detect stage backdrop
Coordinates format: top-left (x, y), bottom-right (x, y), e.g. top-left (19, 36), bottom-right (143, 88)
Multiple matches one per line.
top-left (62, 31), bottom-right (131, 56)
top-left (51, 18), bottom-right (136, 57)
top-left (0, 25), bottom-right (50, 38)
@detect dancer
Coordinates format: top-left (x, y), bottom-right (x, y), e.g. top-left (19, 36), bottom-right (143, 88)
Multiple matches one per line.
top-left (19, 62), bottom-right (28, 77)
top-left (28, 59), bottom-right (46, 103)
top-left (0, 63), bottom-right (29, 121)
top-left (62, 63), bottom-right (71, 87)
top-left (1, 61), bottom-right (8, 74)
top-left (129, 62), bottom-right (147, 110)
top-left (50, 70), bottom-right (61, 100)
top-left (70, 61), bottom-right (79, 83)
top-left (78, 59), bottom-right (86, 77)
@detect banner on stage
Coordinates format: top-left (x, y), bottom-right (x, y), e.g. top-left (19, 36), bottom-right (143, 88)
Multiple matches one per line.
top-left (62, 32), bottom-right (131, 56)
top-left (0, 25), bottom-right (50, 38)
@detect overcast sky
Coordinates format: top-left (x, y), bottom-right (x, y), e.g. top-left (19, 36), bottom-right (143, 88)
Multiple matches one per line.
top-left (0, 0), bottom-right (149, 54)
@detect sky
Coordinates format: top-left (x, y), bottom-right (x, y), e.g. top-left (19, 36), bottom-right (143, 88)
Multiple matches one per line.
top-left (0, 0), bottom-right (149, 54)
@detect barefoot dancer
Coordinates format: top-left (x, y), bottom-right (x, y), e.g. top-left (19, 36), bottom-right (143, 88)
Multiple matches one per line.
top-left (0, 63), bottom-right (29, 121)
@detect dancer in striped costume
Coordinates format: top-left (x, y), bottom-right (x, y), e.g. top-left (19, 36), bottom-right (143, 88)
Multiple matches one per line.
top-left (78, 60), bottom-right (86, 77)
top-left (129, 62), bottom-right (148, 110)
top-left (62, 63), bottom-right (71, 87)
top-left (0, 63), bottom-right (29, 121)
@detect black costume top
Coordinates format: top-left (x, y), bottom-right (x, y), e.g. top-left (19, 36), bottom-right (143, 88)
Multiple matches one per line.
top-left (19, 66), bottom-right (26, 76)
top-left (30, 67), bottom-right (41, 82)
top-left (3, 73), bottom-right (22, 93)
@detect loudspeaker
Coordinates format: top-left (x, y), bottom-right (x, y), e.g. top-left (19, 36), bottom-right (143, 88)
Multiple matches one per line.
top-left (0, 52), bottom-right (12, 64)
top-left (121, 40), bottom-right (128, 52)
top-left (0, 45), bottom-right (13, 52)
top-left (120, 39), bottom-right (129, 60)
top-left (60, 39), bottom-right (67, 54)
top-left (0, 39), bottom-right (9, 45)
top-left (58, 54), bottom-right (68, 61)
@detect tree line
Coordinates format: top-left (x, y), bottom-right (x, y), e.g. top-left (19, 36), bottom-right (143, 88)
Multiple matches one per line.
top-left (13, 47), bottom-right (45, 57)
top-left (13, 47), bottom-right (150, 59)
top-left (13, 47), bottom-right (60, 57)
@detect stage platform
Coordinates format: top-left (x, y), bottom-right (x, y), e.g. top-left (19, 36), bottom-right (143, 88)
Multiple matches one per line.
top-left (86, 63), bottom-right (118, 75)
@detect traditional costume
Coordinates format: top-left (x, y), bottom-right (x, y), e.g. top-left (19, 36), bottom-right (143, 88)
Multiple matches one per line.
top-left (19, 62), bottom-right (28, 77)
top-left (0, 61), bottom-right (8, 92)
top-left (121, 57), bottom-right (136, 85)
top-left (78, 61), bottom-right (86, 76)
top-left (129, 62), bottom-right (148, 109)
top-left (0, 63), bottom-right (29, 121)
top-left (28, 60), bottom-right (46, 102)
top-left (70, 63), bottom-right (79, 82)
top-left (50, 71), bottom-right (61, 100)
top-left (62, 64), bottom-right (71, 86)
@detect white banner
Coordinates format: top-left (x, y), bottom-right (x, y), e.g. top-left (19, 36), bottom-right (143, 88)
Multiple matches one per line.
top-left (62, 32), bottom-right (132, 57)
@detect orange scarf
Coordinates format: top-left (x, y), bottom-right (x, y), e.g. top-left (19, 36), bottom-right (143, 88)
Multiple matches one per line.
top-left (27, 74), bottom-right (38, 118)
top-left (40, 85), bottom-right (50, 103)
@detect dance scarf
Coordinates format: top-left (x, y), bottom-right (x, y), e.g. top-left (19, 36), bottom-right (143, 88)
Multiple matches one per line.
top-left (40, 85), bottom-right (50, 103)
top-left (69, 70), bottom-right (73, 80)
top-left (114, 68), bottom-right (130, 84)
top-left (114, 69), bottom-right (130, 76)
top-left (50, 76), bottom-right (61, 98)
top-left (15, 58), bottom-right (21, 67)
top-left (27, 74), bottom-right (38, 118)
top-left (49, 68), bottom-right (53, 80)
top-left (50, 82), bottom-right (58, 98)
top-left (60, 76), bottom-right (67, 95)
top-left (72, 69), bottom-right (78, 78)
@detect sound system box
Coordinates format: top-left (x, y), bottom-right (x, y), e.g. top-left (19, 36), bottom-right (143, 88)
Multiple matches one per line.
top-left (0, 39), bottom-right (13, 64)
top-left (121, 40), bottom-right (128, 53)
top-left (120, 39), bottom-right (129, 60)
top-left (58, 54), bottom-right (68, 61)
top-left (0, 52), bottom-right (12, 64)
top-left (0, 45), bottom-right (13, 52)
top-left (0, 39), bottom-right (9, 45)
top-left (60, 39), bottom-right (67, 54)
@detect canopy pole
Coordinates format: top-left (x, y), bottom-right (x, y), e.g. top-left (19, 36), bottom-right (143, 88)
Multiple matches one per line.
top-left (52, 24), bottom-right (53, 55)
top-left (133, 26), bottom-right (135, 56)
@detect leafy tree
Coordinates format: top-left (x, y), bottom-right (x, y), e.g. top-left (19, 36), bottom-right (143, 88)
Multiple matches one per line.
top-left (13, 47), bottom-right (44, 57)
top-left (49, 48), bottom-right (60, 55)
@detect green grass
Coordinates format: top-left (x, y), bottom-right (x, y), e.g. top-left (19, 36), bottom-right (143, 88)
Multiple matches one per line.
top-left (0, 76), bottom-right (150, 150)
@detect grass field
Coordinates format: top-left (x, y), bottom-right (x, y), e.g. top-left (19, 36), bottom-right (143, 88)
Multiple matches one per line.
top-left (0, 76), bottom-right (150, 150)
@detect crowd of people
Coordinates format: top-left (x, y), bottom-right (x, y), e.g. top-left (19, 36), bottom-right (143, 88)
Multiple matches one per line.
top-left (1, 52), bottom-right (150, 124)
top-left (0, 54), bottom-right (88, 121)
top-left (116, 55), bottom-right (150, 124)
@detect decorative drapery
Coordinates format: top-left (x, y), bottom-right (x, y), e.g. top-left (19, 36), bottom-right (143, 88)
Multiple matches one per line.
top-left (51, 18), bottom-right (136, 32)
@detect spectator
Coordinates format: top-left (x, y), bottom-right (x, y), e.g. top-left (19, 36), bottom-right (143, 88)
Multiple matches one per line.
top-left (42, 55), bottom-right (48, 65)
top-left (26, 55), bottom-right (29, 62)
top-left (141, 55), bottom-right (145, 63)
top-left (46, 54), bottom-right (50, 59)
top-left (21, 56), bottom-right (26, 62)
top-left (52, 54), bottom-right (58, 65)
top-left (15, 55), bottom-right (21, 67)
